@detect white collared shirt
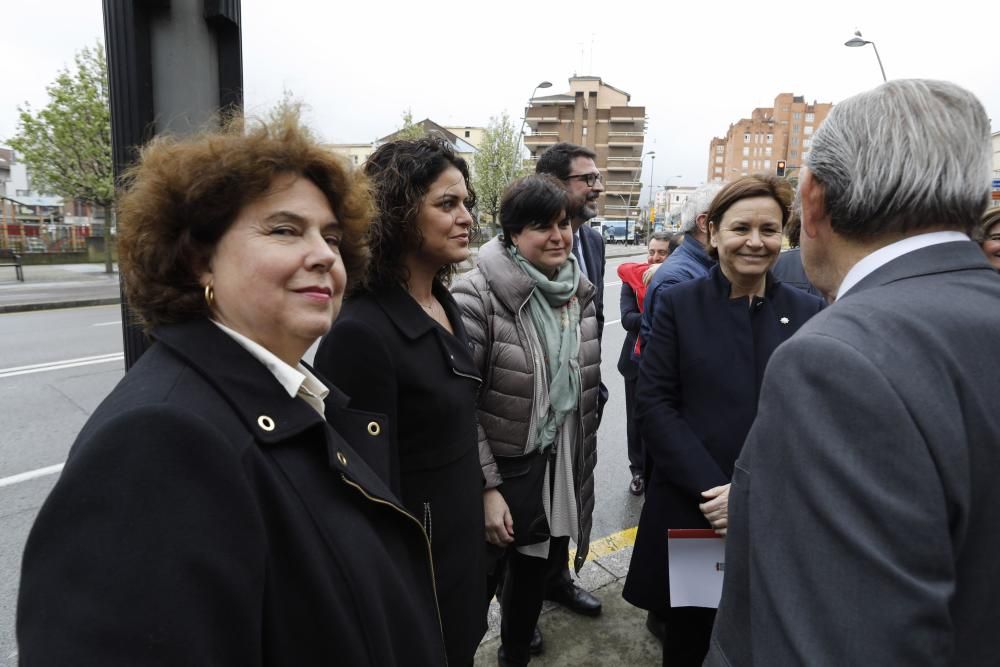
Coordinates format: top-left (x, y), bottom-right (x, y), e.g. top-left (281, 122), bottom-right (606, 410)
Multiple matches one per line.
top-left (211, 320), bottom-right (330, 417)
top-left (836, 231), bottom-right (970, 301)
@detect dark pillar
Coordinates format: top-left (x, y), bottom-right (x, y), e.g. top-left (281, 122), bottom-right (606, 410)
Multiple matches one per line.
top-left (103, 0), bottom-right (242, 369)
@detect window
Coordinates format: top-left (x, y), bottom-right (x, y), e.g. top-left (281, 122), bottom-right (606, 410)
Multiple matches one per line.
top-left (744, 133), bottom-right (751, 142)
top-left (715, 156), bottom-right (723, 164)
top-left (805, 113), bottom-right (815, 122)
top-left (583, 127), bottom-right (588, 136)
top-left (793, 112), bottom-right (802, 120)
top-left (766, 134), bottom-right (773, 144)
top-left (803, 151), bottom-right (811, 160)
top-left (464, 130), bottom-right (470, 138)
top-left (803, 138), bottom-right (812, 148)
top-left (804, 125), bottom-right (814, 135)
top-left (792, 124), bottom-right (800, 133)
top-left (352, 155), bottom-right (359, 165)
top-left (790, 150), bottom-right (799, 158)
top-left (790, 136), bottom-right (800, 145)
top-left (742, 147), bottom-right (749, 156)
top-left (765, 146), bottom-right (772, 156)
top-left (715, 166), bottom-right (722, 173)
top-left (741, 159), bottom-right (749, 168)
top-left (764, 159), bottom-right (771, 169)
top-left (716, 145), bottom-right (724, 154)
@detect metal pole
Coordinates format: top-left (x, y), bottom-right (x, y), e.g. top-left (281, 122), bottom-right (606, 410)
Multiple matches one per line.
top-left (870, 42), bottom-right (887, 82)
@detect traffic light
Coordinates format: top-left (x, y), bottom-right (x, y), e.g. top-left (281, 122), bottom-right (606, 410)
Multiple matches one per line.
top-left (776, 160), bottom-right (786, 177)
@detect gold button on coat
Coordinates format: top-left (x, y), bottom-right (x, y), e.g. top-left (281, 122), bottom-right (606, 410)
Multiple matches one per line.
top-left (367, 421), bottom-right (381, 436)
top-left (257, 415), bottom-right (276, 431)
top-left (336, 451), bottom-right (348, 466)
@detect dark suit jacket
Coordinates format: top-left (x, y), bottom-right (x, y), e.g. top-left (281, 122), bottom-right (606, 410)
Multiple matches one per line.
top-left (577, 223), bottom-right (609, 413)
top-left (622, 266), bottom-right (823, 612)
top-left (313, 281), bottom-right (486, 665)
top-left (17, 319), bottom-right (447, 667)
top-left (617, 280), bottom-right (642, 379)
top-left (771, 247), bottom-right (824, 299)
top-left (708, 241), bottom-right (1000, 666)
top-left (577, 224), bottom-right (607, 338)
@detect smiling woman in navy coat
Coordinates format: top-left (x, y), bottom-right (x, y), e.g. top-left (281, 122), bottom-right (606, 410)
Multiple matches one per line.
top-left (623, 175), bottom-right (824, 666)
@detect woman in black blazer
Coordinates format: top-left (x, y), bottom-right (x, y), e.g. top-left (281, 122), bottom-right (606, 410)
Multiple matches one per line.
top-left (315, 138), bottom-right (486, 666)
top-left (16, 113), bottom-right (447, 666)
top-left (622, 175), bottom-right (825, 666)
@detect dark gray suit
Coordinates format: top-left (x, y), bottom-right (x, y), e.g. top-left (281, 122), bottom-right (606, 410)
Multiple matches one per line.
top-left (707, 241), bottom-right (1000, 666)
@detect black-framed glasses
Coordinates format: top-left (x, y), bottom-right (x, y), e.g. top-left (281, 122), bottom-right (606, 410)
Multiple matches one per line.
top-left (565, 172), bottom-right (603, 187)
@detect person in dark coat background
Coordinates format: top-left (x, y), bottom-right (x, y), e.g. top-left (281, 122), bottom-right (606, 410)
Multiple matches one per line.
top-left (314, 137), bottom-right (486, 666)
top-left (617, 231), bottom-right (673, 497)
top-left (622, 175), bottom-right (824, 666)
top-left (16, 113), bottom-right (447, 666)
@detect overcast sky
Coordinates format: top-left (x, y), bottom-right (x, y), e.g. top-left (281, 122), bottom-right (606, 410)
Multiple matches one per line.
top-left (3, 0), bottom-right (997, 202)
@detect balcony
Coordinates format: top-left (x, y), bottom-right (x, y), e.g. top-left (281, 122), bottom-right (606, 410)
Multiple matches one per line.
top-left (525, 134), bottom-right (560, 147)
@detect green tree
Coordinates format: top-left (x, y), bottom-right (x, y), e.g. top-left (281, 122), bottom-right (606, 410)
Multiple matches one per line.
top-left (472, 112), bottom-right (524, 236)
top-left (395, 109), bottom-right (426, 140)
top-left (9, 44), bottom-right (114, 272)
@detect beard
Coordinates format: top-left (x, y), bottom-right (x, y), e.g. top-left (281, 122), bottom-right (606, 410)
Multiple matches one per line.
top-left (574, 193), bottom-right (600, 222)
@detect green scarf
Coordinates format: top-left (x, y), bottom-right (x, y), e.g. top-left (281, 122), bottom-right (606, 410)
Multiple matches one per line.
top-left (509, 246), bottom-right (582, 451)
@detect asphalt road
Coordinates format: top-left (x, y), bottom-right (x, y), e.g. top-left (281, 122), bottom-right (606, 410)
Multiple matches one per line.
top-left (0, 251), bottom-right (646, 664)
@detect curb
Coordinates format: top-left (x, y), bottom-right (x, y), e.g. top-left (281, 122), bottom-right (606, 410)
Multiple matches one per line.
top-left (0, 297), bottom-right (121, 314)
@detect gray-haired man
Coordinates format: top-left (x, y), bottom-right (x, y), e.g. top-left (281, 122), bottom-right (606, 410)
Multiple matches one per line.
top-left (707, 79), bottom-right (1000, 667)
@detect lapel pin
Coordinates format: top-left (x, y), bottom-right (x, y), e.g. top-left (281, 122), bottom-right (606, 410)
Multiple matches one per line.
top-left (780, 316), bottom-right (790, 325)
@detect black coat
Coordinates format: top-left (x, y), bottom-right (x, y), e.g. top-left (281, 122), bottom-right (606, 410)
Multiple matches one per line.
top-left (314, 282), bottom-right (486, 666)
top-left (622, 266), bottom-right (824, 612)
top-left (617, 280), bottom-right (642, 379)
top-left (17, 318), bottom-right (447, 666)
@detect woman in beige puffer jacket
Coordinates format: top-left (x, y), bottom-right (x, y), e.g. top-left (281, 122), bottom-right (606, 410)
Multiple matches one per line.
top-left (451, 174), bottom-right (601, 666)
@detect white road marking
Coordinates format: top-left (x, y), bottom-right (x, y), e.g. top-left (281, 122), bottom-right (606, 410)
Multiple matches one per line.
top-left (92, 320), bottom-right (122, 327)
top-left (0, 353), bottom-right (124, 379)
top-left (0, 463), bottom-right (64, 489)
top-left (607, 319), bottom-right (621, 326)
top-left (604, 281), bottom-right (621, 287)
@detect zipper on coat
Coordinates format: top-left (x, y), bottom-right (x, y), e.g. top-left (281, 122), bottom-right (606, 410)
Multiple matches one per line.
top-left (517, 298), bottom-right (547, 451)
top-left (422, 501), bottom-right (433, 544)
top-left (340, 474), bottom-right (448, 666)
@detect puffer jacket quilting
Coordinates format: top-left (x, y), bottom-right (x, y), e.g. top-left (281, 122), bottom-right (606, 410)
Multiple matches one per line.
top-left (451, 238), bottom-right (601, 569)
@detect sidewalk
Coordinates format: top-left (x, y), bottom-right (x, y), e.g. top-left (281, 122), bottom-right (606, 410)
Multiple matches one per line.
top-left (0, 263), bottom-right (121, 313)
top-left (0, 245), bottom-right (647, 314)
top-left (474, 545), bottom-right (661, 666)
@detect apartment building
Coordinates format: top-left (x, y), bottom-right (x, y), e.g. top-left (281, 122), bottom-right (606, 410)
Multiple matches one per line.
top-left (523, 76), bottom-right (646, 221)
top-left (707, 93), bottom-right (833, 183)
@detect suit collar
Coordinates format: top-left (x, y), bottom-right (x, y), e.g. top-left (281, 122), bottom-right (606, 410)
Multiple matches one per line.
top-left (842, 240), bottom-right (989, 299)
top-left (837, 231), bottom-right (970, 300)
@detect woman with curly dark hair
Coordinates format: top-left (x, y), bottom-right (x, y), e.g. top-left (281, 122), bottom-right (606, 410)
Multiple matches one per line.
top-left (16, 113), bottom-right (448, 666)
top-left (315, 137), bottom-right (486, 665)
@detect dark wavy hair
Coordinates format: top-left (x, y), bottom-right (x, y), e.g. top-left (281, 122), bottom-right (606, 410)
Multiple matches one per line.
top-left (705, 174), bottom-right (793, 260)
top-left (499, 174), bottom-right (570, 246)
top-left (358, 137), bottom-right (476, 292)
top-left (117, 110), bottom-right (372, 331)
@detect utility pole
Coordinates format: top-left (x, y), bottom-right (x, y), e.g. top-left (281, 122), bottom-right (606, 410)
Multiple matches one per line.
top-left (103, 0), bottom-right (243, 369)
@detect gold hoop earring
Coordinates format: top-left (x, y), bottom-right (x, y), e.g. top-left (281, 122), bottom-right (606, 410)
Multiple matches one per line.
top-left (204, 283), bottom-right (215, 306)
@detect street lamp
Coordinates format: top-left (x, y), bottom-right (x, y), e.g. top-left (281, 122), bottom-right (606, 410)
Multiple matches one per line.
top-left (844, 30), bottom-right (887, 82)
top-left (514, 81), bottom-right (553, 181)
top-left (625, 150), bottom-right (654, 241)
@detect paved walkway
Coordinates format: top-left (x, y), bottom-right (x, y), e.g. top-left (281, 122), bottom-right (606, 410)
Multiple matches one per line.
top-left (474, 545), bottom-right (661, 666)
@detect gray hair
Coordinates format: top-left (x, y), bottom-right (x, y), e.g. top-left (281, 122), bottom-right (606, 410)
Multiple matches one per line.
top-left (680, 183), bottom-right (724, 233)
top-left (806, 79), bottom-right (991, 240)
top-left (649, 231), bottom-right (672, 243)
